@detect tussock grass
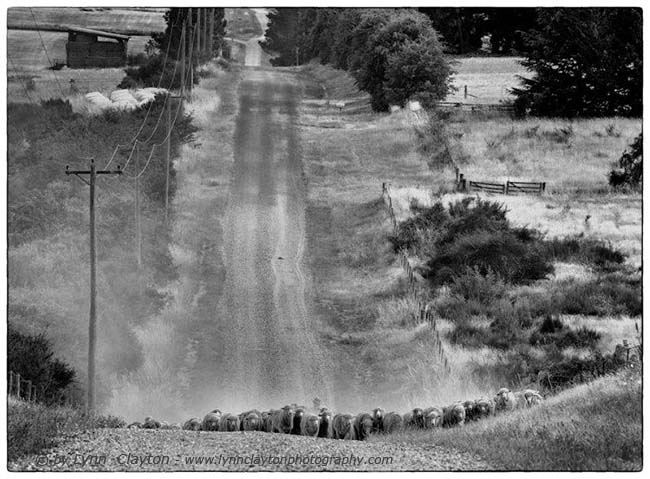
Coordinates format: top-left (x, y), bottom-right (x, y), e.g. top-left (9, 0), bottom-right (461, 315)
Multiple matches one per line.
top-left (374, 370), bottom-right (642, 471)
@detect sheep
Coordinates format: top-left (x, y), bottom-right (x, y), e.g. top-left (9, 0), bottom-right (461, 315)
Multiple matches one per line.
top-left (353, 412), bottom-right (374, 441)
top-left (318, 409), bottom-right (333, 438)
top-left (513, 391), bottom-right (528, 409)
top-left (404, 408), bottom-right (425, 429)
top-left (522, 389), bottom-right (543, 406)
top-left (168, 423), bottom-right (182, 430)
top-left (242, 410), bottom-right (263, 431)
top-left (291, 407), bottom-right (306, 435)
top-left (202, 411), bottom-right (221, 431)
top-left (463, 399), bottom-right (478, 422)
top-left (142, 416), bottom-right (161, 429)
top-left (219, 413), bottom-right (240, 432)
top-left (159, 421), bottom-right (170, 429)
top-left (474, 397), bottom-right (496, 419)
top-left (494, 388), bottom-right (517, 412)
top-left (262, 411), bottom-right (274, 433)
top-left (238, 412), bottom-right (247, 431)
top-left (383, 412), bottom-right (403, 434)
top-left (402, 411), bottom-right (413, 429)
top-left (271, 405), bottom-right (295, 434)
top-left (423, 406), bottom-right (443, 429)
top-left (332, 413), bottom-right (356, 440)
top-left (442, 402), bottom-right (466, 428)
top-left (300, 413), bottom-right (320, 437)
top-left (127, 422), bottom-right (142, 429)
top-left (371, 407), bottom-right (386, 433)
top-left (183, 417), bottom-right (202, 431)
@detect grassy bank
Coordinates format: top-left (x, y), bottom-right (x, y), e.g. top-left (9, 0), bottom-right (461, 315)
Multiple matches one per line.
top-left (373, 370), bottom-right (642, 471)
top-left (7, 398), bottom-right (124, 464)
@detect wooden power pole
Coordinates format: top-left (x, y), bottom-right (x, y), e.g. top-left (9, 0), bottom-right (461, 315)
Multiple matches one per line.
top-left (207, 8), bottom-right (214, 59)
top-left (180, 19), bottom-right (186, 100)
top-left (135, 143), bottom-right (142, 268)
top-left (165, 96), bottom-right (172, 223)
top-left (65, 159), bottom-right (122, 413)
top-left (194, 8), bottom-right (200, 63)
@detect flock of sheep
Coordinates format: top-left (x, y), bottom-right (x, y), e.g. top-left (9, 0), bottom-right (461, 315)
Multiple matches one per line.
top-left (127, 388), bottom-right (543, 440)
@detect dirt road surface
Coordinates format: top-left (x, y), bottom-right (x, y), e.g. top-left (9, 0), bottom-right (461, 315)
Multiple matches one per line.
top-left (10, 429), bottom-right (494, 471)
top-left (184, 11), bottom-right (333, 411)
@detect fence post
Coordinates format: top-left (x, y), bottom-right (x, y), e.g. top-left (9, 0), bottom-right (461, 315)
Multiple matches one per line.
top-left (25, 380), bottom-right (32, 402)
top-left (8, 371), bottom-right (14, 396)
top-left (505, 181), bottom-right (510, 195)
top-left (454, 166), bottom-right (459, 183)
top-left (541, 182), bottom-right (546, 193)
top-left (464, 85), bottom-right (468, 99)
top-left (15, 373), bottom-right (21, 399)
top-left (31, 385), bottom-right (37, 403)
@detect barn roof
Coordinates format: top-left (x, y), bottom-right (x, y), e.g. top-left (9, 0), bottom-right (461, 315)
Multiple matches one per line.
top-left (67, 26), bottom-right (130, 41)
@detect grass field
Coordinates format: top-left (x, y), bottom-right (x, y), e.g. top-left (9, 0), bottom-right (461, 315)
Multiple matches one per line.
top-left (7, 7), bottom-right (166, 35)
top-left (446, 56), bottom-right (531, 104)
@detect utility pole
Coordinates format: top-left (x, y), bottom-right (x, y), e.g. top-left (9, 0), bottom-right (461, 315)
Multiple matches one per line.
top-left (180, 20), bottom-right (186, 102)
top-left (207, 8), bottom-right (214, 59)
top-left (165, 96), bottom-right (172, 223)
top-left (197, 8), bottom-right (202, 58)
top-left (65, 159), bottom-right (122, 413)
top-left (135, 143), bottom-right (142, 268)
top-left (188, 20), bottom-right (194, 95)
top-left (202, 8), bottom-right (208, 58)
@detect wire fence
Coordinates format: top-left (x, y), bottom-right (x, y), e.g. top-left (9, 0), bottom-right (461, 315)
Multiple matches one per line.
top-left (7, 370), bottom-right (80, 408)
top-left (381, 181), bottom-right (451, 376)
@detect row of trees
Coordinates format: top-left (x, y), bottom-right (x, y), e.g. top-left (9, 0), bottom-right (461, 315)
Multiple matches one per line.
top-left (122, 8), bottom-right (227, 89)
top-left (261, 8), bottom-right (453, 111)
top-left (419, 8), bottom-right (538, 55)
top-left (262, 7), bottom-right (642, 118)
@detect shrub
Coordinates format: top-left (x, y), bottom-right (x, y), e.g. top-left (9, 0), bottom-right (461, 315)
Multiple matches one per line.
top-left (530, 321), bottom-right (601, 350)
top-left (553, 275), bottom-right (641, 317)
top-left (544, 235), bottom-right (626, 269)
top-left (610, 133), bottom-right (642, 188)
top-left (429, 228), bottom-right (553, 284)
top-left (7, 321), bottom-right (76, 404)
top-left (449, 266), bottom-right (508, 306)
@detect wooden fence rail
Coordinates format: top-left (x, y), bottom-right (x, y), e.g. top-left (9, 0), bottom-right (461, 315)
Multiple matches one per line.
top-left (455, 169), bottom-right (546, 196)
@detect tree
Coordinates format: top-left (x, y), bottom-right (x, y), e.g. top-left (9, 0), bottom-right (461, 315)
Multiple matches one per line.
top-left (513, 8), bottom-right (642, 117)
top-left (384, 37), bottom-right (453, 108)
top-left (352, 9), bottom-right (452, 111)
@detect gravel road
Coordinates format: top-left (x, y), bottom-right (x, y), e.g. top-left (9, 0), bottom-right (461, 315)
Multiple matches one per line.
top-left (9, 429), bottom-right (494, 472)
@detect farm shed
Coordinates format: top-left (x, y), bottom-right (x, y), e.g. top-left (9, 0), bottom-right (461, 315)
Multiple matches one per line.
top-left (66, 27), bottom-right (129, 68)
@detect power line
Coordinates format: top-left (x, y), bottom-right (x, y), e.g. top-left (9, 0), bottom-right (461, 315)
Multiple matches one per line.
top-left (28, 7), bottom-right (66, 98)
top-left (104, 13), bottom-right (188, 170)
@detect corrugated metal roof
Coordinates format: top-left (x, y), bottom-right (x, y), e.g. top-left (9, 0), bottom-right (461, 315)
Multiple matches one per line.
top-left (67, 26), bottom-right (130, 41)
